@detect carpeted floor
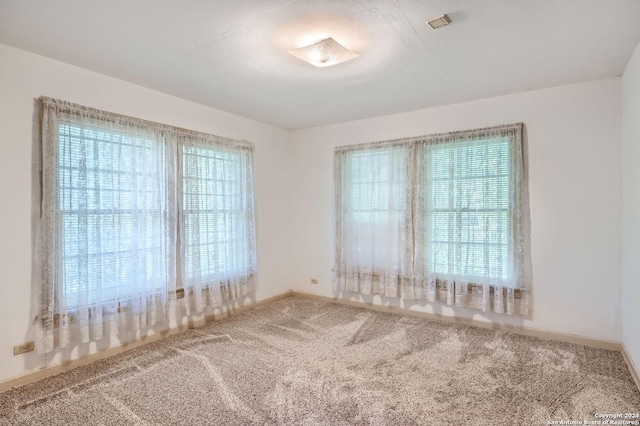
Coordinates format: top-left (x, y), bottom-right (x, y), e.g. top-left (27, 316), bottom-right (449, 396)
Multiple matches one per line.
top-left (1, 296), bottom-right (639, 425)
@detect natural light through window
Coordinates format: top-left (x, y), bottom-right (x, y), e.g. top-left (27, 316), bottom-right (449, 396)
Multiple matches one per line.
top-left (182, 146), bottom-right (252, 284)
top-left (58, 123), bottom-right (170, 307)
top-left (38, 97), bottom-right (257, 352)
top-left (426, 138), bottom-right (511, 282)
top-left (345, 147), bottom-right (407, 271)
top-left (334, 123), bottom-right (529, 315)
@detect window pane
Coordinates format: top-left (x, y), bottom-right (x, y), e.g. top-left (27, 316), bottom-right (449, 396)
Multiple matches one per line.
top-left (58, 123), bottom-right (169, 306)
top-left (182, 146), bottom-right (252, 283)
top-left (343, 146), bottom-right (407, 272)
top-left (426, 137), bottom-right (511, 282)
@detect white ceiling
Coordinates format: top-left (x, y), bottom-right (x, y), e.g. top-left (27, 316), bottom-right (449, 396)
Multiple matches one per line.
top-left (1, 0), bottom-right (640, 129)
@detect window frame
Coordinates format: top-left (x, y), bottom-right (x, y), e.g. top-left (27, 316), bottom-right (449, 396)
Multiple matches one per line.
top-left (422, 136), bottom-right (514, 286)
top-left (178, 143), bottom-right (256, 288)
top-left (55, 120), bottom-right (173, 309)
top-left (334, 123), bottom-right (528, 294)
top-left (339, 146), bottom-right (412, 275)
top-left (48, 110), bottom-right (256, 311)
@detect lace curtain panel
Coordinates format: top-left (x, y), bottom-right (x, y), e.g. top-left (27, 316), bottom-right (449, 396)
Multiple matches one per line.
top-left (178, 135), bottom-right (257, 314)
top-left (38, 97), bottom-right (257, 353)
top-left (334, 123), bottom-right (531, 315)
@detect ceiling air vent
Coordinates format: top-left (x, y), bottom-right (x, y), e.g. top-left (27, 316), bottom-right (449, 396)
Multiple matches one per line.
top-left (427, 14), bottom-right (451, 29)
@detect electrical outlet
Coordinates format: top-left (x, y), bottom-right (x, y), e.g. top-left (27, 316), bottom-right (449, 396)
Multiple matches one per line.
top-left (14, 341), bottom-right (35, 355)
top-left (310, 278), bottom-right (318, 285)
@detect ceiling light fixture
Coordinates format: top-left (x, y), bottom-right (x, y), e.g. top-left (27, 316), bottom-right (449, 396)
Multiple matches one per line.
top-left (288, 37), bottom-right (359, 67)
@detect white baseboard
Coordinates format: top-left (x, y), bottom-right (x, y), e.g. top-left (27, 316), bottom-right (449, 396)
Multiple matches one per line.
top-left (621, 342), bottom-right (640, 391)
top-left (0, 291), bottom-right (292, 393)
top-left (290, 291), bottom-right (622, 351)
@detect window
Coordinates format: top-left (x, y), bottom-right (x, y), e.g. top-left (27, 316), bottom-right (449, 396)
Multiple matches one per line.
top-left (425, 137), bottom-right (511, 284)
top-left (181, 144), bottom-right (256, 288)
top-left (334, 124), bottom-right (529, 315)
top-left (342, 146), bottom-right (408, 273)
top-left (58, 122), bottom-right (171, 307)
top-left (38, 97), bottom-right (256, 353)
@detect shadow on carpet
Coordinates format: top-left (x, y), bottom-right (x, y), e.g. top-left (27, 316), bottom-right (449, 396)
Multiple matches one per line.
top-left (1, 296), bottom-right (638, 425)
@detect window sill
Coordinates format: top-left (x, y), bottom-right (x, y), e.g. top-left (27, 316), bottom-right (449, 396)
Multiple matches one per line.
top-left (433, 279), bottom-right (524, 299)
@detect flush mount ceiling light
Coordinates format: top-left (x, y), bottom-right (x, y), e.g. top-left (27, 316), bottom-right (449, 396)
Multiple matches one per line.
top-left (288, 37), bottom-right (359, 67)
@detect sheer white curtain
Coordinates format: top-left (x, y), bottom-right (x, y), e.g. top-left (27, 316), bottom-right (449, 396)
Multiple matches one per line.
top-left (334, 143), bottom-right (414, 297)
top-left (179, 136), bottom-right (257, 314)
top-left (39, 98), bottom-right (177, 353)
top-left (38, 97), bottom-right (257, 353)
top-left (334, 124), bottom-right (530, 315)
top-left (414, 125), bottom-right (530, 314)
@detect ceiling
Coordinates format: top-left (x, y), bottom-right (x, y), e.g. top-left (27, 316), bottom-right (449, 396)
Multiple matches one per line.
top-left (1, 0), bottom-right (640, 130)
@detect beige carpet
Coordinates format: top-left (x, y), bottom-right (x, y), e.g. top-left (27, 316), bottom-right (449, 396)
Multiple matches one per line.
top-left (1, 296), bottom-right (639, 425)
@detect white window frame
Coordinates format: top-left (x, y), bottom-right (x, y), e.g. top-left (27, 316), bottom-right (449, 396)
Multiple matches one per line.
top-left (38, 96), bottom-right (257, 352)
top-left (334, 123), bottom-right (529, 315)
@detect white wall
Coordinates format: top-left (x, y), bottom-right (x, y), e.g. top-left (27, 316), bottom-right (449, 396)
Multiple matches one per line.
top-left (0, 44), bottom-right (293, 383)
top-left (0, 42), bottom-right (629, 384)
top-left (289, 78), bottom-right (623, 342)
top-left (622, 42), bottom-right (640, 373)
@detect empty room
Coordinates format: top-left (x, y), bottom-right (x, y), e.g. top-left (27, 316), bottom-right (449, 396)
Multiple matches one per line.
top-left (1, 0), bottom-right (640, 424)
